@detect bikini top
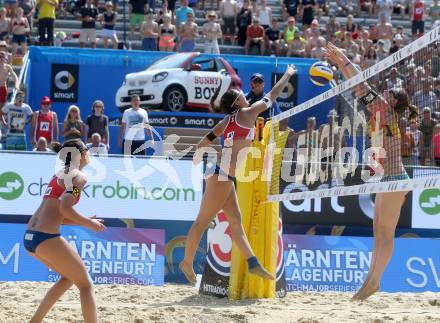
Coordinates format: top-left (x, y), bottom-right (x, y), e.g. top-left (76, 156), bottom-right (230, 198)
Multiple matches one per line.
top-left (43, 175), bottom-right (81, 205)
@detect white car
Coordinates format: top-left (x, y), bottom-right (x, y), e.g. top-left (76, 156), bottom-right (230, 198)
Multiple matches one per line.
top-left (115, 52), bottom-right (242, 112)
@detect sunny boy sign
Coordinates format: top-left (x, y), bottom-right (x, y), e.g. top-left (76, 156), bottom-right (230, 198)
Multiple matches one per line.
top-left (412, 188), bottom-right (440, 229)
top-left (0, 152), bottom-right (203, 221)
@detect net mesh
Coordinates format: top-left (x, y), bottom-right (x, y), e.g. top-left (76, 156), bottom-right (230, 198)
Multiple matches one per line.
top-left (267, 27), bottom-right (440, 202)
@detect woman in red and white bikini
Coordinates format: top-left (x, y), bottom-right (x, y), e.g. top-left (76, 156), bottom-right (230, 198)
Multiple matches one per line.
top-left (24, 140), bottom-right (106, 323)
top-left (179, 65), bottom-right (296, 284)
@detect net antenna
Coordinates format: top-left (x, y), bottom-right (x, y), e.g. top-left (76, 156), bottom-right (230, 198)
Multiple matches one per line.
top-left (266, 26), bottom-right (440, 202)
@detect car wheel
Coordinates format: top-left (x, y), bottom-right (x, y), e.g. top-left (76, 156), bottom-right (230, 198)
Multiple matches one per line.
top-left (163, 86), bottom-right (187, 112)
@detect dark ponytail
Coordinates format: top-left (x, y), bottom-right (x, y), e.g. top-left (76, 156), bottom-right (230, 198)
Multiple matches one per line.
top-left (390, 88), bottom-right (410, 116)
top-left (51, 141), bottom-right (63, 153)
top-left (52, 140), bottom-right (87, 167)
top-left (209, 79), bottom-right (222, 113)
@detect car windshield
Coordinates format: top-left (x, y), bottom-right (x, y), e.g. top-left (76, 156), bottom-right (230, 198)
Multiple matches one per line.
top-left (147, 53), bottom-right (193, 70)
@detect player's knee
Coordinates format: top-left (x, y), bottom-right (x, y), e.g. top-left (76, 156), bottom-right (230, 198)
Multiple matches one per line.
top-left (75, 274), bottom-right (93, 291)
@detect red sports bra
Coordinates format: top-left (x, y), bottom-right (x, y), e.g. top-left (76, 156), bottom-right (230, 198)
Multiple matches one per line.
top-left (43, 176), bottom-right (81, 205)
top-left (223, 111), bottom-right (255, 142)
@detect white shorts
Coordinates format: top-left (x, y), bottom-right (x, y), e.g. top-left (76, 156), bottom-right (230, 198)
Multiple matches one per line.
top-left (79, 28), bottom-right (97, 43)
top-left (204, 40), bottom-right (220, 54)
top-left (100, 28), bottom-right (117, 39)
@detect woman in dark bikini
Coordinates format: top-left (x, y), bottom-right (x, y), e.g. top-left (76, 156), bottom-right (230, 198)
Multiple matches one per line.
top-left (24, 140), bottom-right (106, 323)
top-left (179, 65), bottom-right (296, 284)
top-left (325, 42), bottom-right (418, 301)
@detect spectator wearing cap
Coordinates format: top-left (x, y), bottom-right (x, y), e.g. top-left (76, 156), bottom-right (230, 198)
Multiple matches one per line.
top-left (245, 73), bottom-right (280, 121)
top-left (179, 11), bottom-right (198, 52)
top-left (99, 2), bottom-right (119, 49)
top-left (141, 8), bottom-right (159, 51)
top-left (2, 91), bottom-right (33, 150)
top-left (85, 100), bottom-right (109, 148)
top-left (86, 132), bottom-right (109, 156)
top-left (282, 16), bottom-right (299, 52)
top-left (78, 0), bottom-right (99, 48)
top-left (299, 0), bottom-right (317, 28)
top-left (33, 136), bottom-right (52, 152)
top-left (37, 0), bottom-right (58, 46)
top-left (30, 96), bottom-right (58, 147)
top-left (245, 16), bottom-right (265, 55)
top-left (203, 11), bottom-right (222, 54)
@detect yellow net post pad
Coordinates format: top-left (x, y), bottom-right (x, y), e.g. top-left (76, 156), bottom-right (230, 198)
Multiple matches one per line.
top-left (228, 120), bottom-right (289, 300)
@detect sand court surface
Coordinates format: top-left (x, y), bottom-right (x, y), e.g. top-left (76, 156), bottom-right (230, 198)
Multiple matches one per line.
top-left (1, 282), bottom-right (440, 322)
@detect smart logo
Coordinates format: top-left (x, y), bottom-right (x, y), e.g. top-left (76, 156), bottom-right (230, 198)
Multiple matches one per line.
top-left (419, 189), bottom-right (440, 215)
top-left (54, 70), bottom-right (75, 90)
top-left (51, 64), bottom-right (79, 102)
top-left (0, 172), bottom-right (24, 200)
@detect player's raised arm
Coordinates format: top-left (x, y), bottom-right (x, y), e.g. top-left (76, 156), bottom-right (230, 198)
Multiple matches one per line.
top-left (247, 65), bottom-right (296, 117)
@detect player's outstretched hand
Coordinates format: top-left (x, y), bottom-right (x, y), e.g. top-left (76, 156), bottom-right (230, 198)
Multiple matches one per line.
top-left (325, 42), bottom-right (349, 67)
top-left (285, 64), bottom-right (297, 77)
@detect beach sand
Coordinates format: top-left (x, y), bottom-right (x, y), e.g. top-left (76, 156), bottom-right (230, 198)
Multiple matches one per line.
top-left (1, 282), bottom-right (440, 323)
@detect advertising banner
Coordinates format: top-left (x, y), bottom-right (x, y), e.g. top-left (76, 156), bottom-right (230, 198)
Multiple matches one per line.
top-left (0, 223), bottom-right (164, 285)
top-left (284, 234), bottom-right (440, 292)
top-left (412, 188), bottom-right (440, 229)
top-left (199, 212), bottom-right (286, 298)
top-left (0, 152), bottom-right (203, 220)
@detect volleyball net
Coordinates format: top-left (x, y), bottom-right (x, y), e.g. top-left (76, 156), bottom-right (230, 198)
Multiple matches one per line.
top-left (266, 27), bottom-right (440, 202)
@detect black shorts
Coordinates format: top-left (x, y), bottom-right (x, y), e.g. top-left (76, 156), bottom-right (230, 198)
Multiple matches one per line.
top-left (412, 20), bottom-right (424, 34)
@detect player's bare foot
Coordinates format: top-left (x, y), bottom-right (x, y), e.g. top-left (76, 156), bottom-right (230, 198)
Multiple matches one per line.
top-left (352, 283), bottom-right (379, 301)
top-left (249, 264), bottom-right (275, 280)
top-left (179, 261), bottom-right (196, 285)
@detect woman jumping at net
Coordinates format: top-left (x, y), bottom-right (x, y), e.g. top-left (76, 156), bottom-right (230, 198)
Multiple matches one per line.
top-left (24, 140), bottom-right (106, 323)
top-left (179, 65), bottom-right (296, 284)
top-left (325, 42), bottom-right (418, 301)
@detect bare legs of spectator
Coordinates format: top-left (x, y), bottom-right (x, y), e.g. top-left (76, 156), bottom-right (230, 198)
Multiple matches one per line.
top-left (20, 40), bottom-right (27, 55)
top-left (103, 36), bottom-right (118, 49)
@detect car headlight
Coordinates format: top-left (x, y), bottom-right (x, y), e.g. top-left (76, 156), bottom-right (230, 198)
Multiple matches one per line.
top-left (153, 72), bottom-right (168, 82)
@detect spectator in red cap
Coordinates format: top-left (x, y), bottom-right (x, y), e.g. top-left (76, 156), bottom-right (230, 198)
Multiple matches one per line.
top-left (30, 96), bottom-right (59, 147)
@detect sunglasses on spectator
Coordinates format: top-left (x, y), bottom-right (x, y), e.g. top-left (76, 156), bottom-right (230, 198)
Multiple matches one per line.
top-left (95, 105), bottom-right (103, 108)
top-left (252, 79), bottom-right (263, 84)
